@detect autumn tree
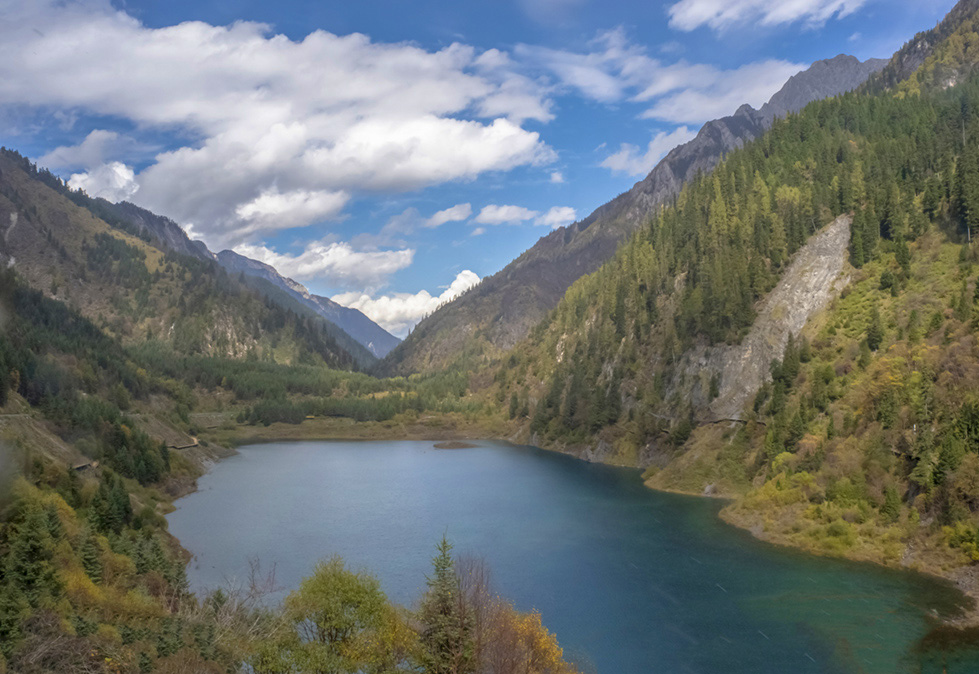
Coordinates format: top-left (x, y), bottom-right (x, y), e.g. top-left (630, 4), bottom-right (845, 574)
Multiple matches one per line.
top-left (254, 556), bottom-right (401, 674)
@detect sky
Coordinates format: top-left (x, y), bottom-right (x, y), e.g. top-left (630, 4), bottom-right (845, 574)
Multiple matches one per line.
top-left (0, 0), bottom-right (957, 337)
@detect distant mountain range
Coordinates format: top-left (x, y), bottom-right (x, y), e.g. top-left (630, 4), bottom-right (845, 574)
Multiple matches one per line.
top-left (56, 195), bottom-right (401, 361)
top-left (216, 250), bottom-right (401, 359)
top-left (381, 54), bottom-right (887, 375)
top-left (0, 150), bottom-right (367, 370)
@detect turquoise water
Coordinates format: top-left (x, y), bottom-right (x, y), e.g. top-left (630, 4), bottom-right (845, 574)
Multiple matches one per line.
top-left (167, 440), bottom-right (979, 673)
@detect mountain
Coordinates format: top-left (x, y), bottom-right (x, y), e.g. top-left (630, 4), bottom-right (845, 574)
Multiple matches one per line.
top-left (0, 148), bottom-right (362, 370)
top-left (108, 200), bottom-right (215, 262)
top-left (6, 157), bottom-right (400, 361)
top-left (216, 250), bottom-right (401, 359)
top-left (382, 54), bottom-right (888, 376)
top-left (866, 0), bottom-right (979, 93)
top-left (485, 0), bottom-right (979, 577)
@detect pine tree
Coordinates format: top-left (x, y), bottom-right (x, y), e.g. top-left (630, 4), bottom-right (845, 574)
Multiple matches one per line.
top-left (417, 536), bottom-right (474, 674)
top-left (850, 210), bottom-right (866, 268)
top-left (5, 505), bottom-right (60, 607)
top-left (79, 527), bottom-right (102, 584)
top-left (0, 583), bottom-right (26, 659)
top-left (867, 306), bottom-right (884, 352)
top-left (43, 504), bottom-right (63, 541)
top-left (881, 486), bottom-right (901, 523)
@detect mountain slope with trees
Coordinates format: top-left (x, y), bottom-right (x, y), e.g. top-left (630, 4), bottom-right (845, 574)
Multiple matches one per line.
top-left (216, 249), bottom-right (400, 360)
top-left (382, 55), bottom-right (886, 376)
top-left (483, 0), bottom-right (979, 579)
top-left (0, 149), bottom-right (361, 371)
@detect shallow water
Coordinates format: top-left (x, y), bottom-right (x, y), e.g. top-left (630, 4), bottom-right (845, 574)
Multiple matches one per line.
top-left (167, 440), bottom-right (979, 673)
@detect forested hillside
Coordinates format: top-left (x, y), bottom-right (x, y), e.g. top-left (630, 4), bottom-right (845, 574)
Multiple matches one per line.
top-left (0, 249), bottom-right (558, 672)
top-left (381, 55), bottom-right (886, 377)
top-left (0, 149), bottom-right (361, 371)
top-left (486, 0), bottom-right (979, 574)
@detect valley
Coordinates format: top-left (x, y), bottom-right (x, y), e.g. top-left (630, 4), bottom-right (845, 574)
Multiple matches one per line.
top-left (4, 0), bottom-right (979, 672)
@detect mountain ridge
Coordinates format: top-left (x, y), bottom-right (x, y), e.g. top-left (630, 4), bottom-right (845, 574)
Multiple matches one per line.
top-left (382, 53), bottom-right (888, 376)
top-left (216, 249), bottom-right (401, 359)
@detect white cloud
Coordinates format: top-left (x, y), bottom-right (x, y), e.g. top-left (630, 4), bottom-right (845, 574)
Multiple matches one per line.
top-left (518, 29), bottom-right (804, 126)
top-left (601, 126), bottom-right (697, 176)
top-left (475, 204), bottom-right (539, 225)
top-left (234, 240), bottom-right (414, 289)
top-left (425, 203), bottom-right (472, 228)
top-left (235, 187), bottom-right (350, 234)
top-left (639, 60), bottom-right (804, 124)
top-left (1, 0), bottom-right (555, 249)
top-left (38, 129), bottom-right (133, 170)
top-left (535, 206), bottom-right (577, 229)
top-left (667, 0), bottom-right (867, 32)
top-left (471, 227), bottom-right (486, 237)
top-left (68, 161), bottom-right (139, 202)
top-left (333, 270), bottom-right (481, 336)
top-left (550, 171), bottom-right (565, 183)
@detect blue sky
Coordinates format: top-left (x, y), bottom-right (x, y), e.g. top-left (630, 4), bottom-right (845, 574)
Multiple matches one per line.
top-left (0, 0), bottom-right (956, 336)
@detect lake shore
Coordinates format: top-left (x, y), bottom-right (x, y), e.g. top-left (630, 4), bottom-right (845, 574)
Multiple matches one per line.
top-left (186, 414), bottom-right (979, 631)
top-left (643, 478), bottom-right (979, 629)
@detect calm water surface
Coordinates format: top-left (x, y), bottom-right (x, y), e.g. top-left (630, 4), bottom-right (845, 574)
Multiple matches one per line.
top-left (167, 440), bottom-right (979, 673)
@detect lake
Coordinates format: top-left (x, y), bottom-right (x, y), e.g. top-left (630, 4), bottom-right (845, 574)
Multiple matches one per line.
top-left (167, 440), bottom-right (979, 673)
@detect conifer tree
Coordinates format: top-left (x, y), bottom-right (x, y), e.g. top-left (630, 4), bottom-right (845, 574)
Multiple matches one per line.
top-left (5, 505), bottom-right (60, 607)
top-left (867, 306), bottom-right (885, 352)
top-left (0, 583), bottom-right (26, 659)
top-left (417, 536), bottom-right (474, 674)
top-left (79, 527), bottom-right (102, 584)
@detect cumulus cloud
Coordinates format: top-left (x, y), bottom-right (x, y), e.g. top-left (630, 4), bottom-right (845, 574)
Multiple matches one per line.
top-left (425, 203), bottom-right (473, 228)
top-left (550, 171), bottom-right (565, 183)
top-left (38, 129), bottom-right (137, 170)
top-left (68, 161), bottom-right (139, 202)
top-left (535, 206), bottom-right (577, 229)
top-left (601, 126), bottom-right (697, 176)
top-left (1, 0), bottom-right (555, 249)
top-left (668, 0), bottom-right (867, 31)
top-left (472, 204), bottom-right (575, 228)
top-left (639, 60), bottom-right (803, 124)
top-left (235, 187), bottom-right (350, 234)
top-left (234, 240), bottom-right (414, 289)
top-left (333, 270), bottom-right (481, 336)
top-left (518, 29), bottom-right (804, 126)
top-left (475, 204), bottom-right (539, 225)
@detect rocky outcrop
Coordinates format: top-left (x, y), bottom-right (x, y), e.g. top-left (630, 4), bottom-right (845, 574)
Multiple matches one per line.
top-left (111, 201), bottom-right (214, 262)
top-left (867, 0), bottom-right (979, 93)
top-left (384, 55), bottom-right (885, 375)
top-left (758, 55), bottom-right (887, 124)
top-left (676, 215), bottom-right (852, 421)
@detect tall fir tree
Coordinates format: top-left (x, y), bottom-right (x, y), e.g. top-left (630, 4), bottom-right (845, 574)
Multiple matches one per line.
top-left (417, 536), bottom-right (475, 674)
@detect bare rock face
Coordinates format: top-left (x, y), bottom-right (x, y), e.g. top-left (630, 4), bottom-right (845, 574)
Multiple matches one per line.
top-left (111, 201), bottom-right (215, 262)
top-left (676, 215), bottom-right (852, 421)
top-left (758, 55), bottom-right (888, 124)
